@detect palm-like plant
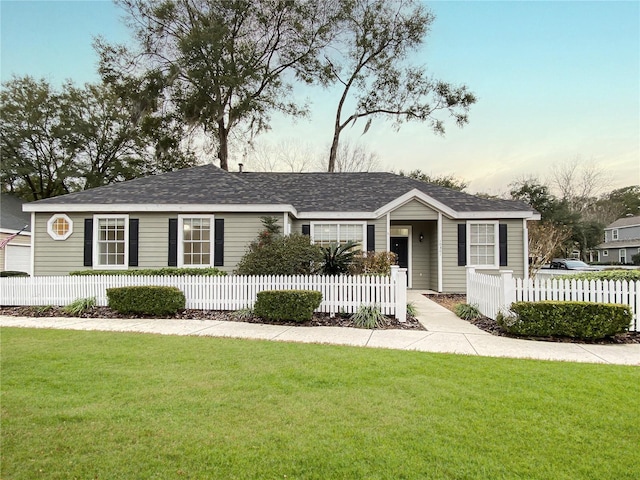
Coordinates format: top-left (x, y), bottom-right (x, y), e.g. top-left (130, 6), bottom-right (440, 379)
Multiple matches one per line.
top-left (319, 241), bottom-right (360, 275)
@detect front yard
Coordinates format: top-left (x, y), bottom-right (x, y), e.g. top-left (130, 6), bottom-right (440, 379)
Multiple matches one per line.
top-left (2, 328), bottom-right (639, 479)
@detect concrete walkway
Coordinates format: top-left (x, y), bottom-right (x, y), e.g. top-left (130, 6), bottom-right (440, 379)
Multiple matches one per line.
top-left (1, 291), bottom-right (639, 365)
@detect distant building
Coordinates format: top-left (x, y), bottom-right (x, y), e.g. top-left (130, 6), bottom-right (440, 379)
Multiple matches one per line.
top-left (0, 194), bottom-right (31, 274)
top-left (593, 215), bottom-right (640, 264)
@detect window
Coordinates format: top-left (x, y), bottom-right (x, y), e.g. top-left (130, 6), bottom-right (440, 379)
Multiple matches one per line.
top-left (179, 216), bottom-right (214, 267)
top-left (47, 214), bottom-right (73, 240)
top-left (602, 250), bottom-right (608, 256)
top-left (612, 229), bottom-right (619, 240)
top-left (467, 222), bottom-right (499, 268)
top-left (620, 249), bottom-right (627, 264)
top-left (311, 222), bottom-right (365, 249)
top-left (94, 215), bottom-right (128, 268)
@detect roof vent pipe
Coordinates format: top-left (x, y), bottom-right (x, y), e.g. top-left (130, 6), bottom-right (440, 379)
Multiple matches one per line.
top-left (238, 163), bottom-right (243, 173)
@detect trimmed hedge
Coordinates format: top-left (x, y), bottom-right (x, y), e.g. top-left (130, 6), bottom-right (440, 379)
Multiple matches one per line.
top-left (71, 268), bottom-right (226, 276)
top-left (0, 271), bottom-right (29, 277)
top-left (497, 301), bottom-right (631, 340)
top-left (561, 270), bottom-right (640, 282)
top-left (254, 290), bottom-right (322, 322)
top-left (107, 286), bottom-right (186, 316)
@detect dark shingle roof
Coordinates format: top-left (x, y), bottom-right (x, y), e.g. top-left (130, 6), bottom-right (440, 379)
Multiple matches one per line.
top-left (30, 165), bottom-right (286, 206)
top-left (1, 195), bottom-right (31, 231)
top-left (27, 165), bottom-right (534, 214)
top-left (606, 215), bottom-right (640, 229)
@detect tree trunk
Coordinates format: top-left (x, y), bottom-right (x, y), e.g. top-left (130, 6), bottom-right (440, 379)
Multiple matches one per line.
top-left (218, 119), bottom-right (229, 171)
top-left (327, 128), bottom-right (341, 173)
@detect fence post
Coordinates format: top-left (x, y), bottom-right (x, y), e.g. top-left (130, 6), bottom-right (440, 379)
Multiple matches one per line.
top-left (499, 270), bottom-right (515, 314)
top-left (466, 266), bottom-right (476, 303)
top-left (394, 267), bottom-right (407, 322)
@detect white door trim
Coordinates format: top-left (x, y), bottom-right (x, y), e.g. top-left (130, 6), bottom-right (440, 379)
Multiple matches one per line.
top-left (390, 225), bottom-right (412, 288)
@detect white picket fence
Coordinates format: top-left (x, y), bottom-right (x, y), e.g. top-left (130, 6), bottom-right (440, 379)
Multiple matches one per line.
top-left (0, 267), bottom-right (408, 321)
top-left (466, 267), bottom-right (639, 331)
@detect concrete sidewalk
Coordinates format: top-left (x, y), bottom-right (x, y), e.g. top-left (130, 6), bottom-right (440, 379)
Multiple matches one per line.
top-left (1, 291), bottom-right (639, 365)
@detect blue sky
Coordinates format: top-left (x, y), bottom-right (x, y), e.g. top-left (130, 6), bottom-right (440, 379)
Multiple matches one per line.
top-left (1, 0), bottom-right (638, 194)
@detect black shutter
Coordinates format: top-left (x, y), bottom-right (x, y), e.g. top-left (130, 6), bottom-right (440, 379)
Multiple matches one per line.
top-left (129, 219), bottom-right (139, 267)
top-left (83, 219), bottom-right (93, 267)
top-left (367, 224), bottom-right (375, 252)
top-left (302, 224), bottom-right (310, 236)
top-left (168, 218), bottom-right (178, 267)
top-left (499, 223), bottom-right (508, 266)
top-left (457, 224), bottom-right (467, 266)
top-left (214, 218), bottom-right (224, 266)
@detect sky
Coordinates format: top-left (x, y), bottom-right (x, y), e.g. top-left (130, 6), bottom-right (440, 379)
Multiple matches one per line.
top-left (1, 0), bottom-right (638, 195)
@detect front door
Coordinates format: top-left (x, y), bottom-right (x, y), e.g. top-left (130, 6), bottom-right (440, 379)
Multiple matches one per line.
top-left (391, 237), bottom-right (409, 269)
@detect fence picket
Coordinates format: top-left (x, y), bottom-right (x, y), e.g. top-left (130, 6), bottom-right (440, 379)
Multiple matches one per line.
top-left (0, 273), bottom-right (405, 319)
top-left (467, 270), bottom-right (639, 332)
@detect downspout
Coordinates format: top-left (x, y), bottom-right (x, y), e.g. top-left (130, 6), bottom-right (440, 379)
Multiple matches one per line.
top-left (437, 212), bottom-right (443, 292)
top-left (523, 218), bottom-right (529, 279)
top-left (30, 212), bottom-right (35, 276)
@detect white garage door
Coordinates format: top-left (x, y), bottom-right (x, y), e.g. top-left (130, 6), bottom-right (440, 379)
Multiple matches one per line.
top-left (5, 244), bottom-right (31, 275)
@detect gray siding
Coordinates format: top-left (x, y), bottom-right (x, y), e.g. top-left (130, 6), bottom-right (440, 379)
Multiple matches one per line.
top-left (33, 211), bottom-right (282, 275)
top-left (372, 216), bottom-right (388, 252)
top-left (440, 218), bottom-right (525, 293)
top-left (427, 221), bottom-right (438, 291)
top-left (390, 199), bottom-right (438, 220)
top-left (409, 221), bottom-right (431, 289)
top-left (440, 218), bottom-right (466, 293)
top-left (606, 225), bottom-right (640, 242)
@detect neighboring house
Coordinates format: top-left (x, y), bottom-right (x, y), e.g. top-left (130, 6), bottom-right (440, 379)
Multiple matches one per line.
top-left (23, 165), bottom-right (539, 292)
top-left (593, 215), bottom-right (640, 264)
top-left (1, 194), bottom-right (32, 274)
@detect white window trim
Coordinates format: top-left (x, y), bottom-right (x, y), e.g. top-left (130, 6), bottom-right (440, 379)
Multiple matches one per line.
top-left (602, 250), bottom-right (608, 256)
top-left (619, 249), bottom-right (626, 263)
top-left (310, 221), bottom-right (367, 251)
top-left (177, 215), bottom-right (215, 268)
top-left (467, 221), bottom-right (499, 269)
top-left (612, 229), bottom-right (619, 240)
top-left (47, 214), bottom-right (73, 241)
top-left (93, 214), bottom-right (129, 270)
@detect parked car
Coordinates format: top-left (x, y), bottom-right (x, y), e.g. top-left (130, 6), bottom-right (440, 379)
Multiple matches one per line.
top-left (549, 259), bottom-right (603, 271)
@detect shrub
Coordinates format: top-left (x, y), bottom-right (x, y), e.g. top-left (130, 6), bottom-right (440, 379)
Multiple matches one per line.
top-left (497, 301), bottom-right (631, 340)
top-left (406, 302), bottom-right (417, 317)
top-left (235, 233), bottom-right (323, 275)
top-left (454, 303), bottom-right (481, 320)
top-left (253, 290), bottom-right (322, 322)
top-left (232, 308), bottom-right (254, 321)
top-left (107, 286), bottom-right (186, 316)
top-left (0, 271), bottom-right (29, 277)
top-left (351, 305), bottom-right (386, 329)
top-left (349, 251), bottom-right (397, 275)
top-left (63, 297), bottom-right (96, 316)
top-left (632, 253), bottom-right (640, 266)
top-left (70, 268), bottom-right (226, 276)
top-left (319, 241), bottom-right (360, 275)
top-left (561, 270), bottom-right (640, 282)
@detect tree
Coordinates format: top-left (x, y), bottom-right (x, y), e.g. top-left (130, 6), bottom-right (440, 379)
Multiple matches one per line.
top-left (102, 0), bottom-right (336, 171)
top-left (1, 76), bottom-right (78, 200)
top-left (317, 140), bottom-right (381, 172)
top-left (1, 75), bottom-right (196, 200)
top-left (400, 169), bottom-right (468, 191)
top-left (527, 221), bottom-right (572, 277)
top-left (323, 0), bottom-right (476, 172)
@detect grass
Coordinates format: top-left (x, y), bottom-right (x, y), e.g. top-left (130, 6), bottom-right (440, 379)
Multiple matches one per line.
top-left (2, 328), bottom-right (639, 479)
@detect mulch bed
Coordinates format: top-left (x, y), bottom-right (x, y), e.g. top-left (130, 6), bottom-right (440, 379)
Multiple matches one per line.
top-left (0, 306), bottom-right (426, 331)
top-left (425, 293), bottom-right (640, 345)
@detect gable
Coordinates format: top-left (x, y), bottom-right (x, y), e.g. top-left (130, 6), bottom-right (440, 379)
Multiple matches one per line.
top-left (389, 199), bottom-right (438, 220)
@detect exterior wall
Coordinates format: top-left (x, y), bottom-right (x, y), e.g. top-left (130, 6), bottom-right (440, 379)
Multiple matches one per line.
top-left (605, 225), bottom-right (640, 242)
top-left (409, 221), bottom-right (432, 289)
top-left (371, 216), bottom-right (388, 252)
top-left (440, 217), bottom-right (526, 293)
top-left (599, 246), bottom-right (640, 264)
top-left (390, 199), bottom-right (438, 221)
top-left (427, 221), bottom-right (438, 291)
top-left (440, 218), bottom-right (466, 293)
top-left (0, 232), bottom-right (31, 272)
top-left (33, 211), bottom-right (282, 275)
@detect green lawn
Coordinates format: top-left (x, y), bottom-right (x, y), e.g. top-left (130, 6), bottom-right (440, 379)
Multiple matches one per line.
top-left (2, 328), bottom-right (639, 479)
